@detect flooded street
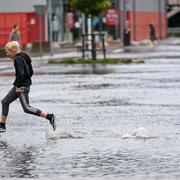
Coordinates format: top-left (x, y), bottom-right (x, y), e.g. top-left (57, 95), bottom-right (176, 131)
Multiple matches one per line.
top-left (1, 46), bottom-right (180, 179)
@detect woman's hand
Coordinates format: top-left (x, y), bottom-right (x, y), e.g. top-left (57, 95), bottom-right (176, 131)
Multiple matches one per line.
top-left (16, 87), bottom-right (24, 93)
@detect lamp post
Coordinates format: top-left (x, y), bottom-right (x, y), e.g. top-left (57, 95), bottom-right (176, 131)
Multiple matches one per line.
top-left (34, 5), bottom-right (46, 58)
top-left (47, 0), bottom-right (53, 56)
top-left (158, 0), bottom-right (162, 39)
top-left (120, 0), bottom-right (126, 46)
top-left (133, 0), bottom-right (137, 41)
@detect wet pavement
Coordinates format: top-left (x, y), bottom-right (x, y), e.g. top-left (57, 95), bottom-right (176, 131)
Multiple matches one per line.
top-left (0, 38), bottom-right (180, 179)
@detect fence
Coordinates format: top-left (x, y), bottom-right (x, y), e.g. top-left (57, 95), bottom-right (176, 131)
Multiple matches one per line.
top-left (81, 33), bottom-right (106, 60)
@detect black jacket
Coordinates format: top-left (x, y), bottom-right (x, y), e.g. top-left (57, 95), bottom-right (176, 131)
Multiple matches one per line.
top-left (13, 52), bottom-right (33, 88)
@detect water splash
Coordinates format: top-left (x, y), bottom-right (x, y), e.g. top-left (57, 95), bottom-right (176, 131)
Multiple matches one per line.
top-left (45, 122), bottom-right (76, 140)
top-left (0, 132), bottom-right (6, 141)
top-left (122, 127), bottom-right (158, 139)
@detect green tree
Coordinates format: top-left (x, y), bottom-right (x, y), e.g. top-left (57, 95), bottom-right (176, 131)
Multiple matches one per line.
top-left (68, 0), bottom-right (111, 16)
top-left (69, 0), bottom-right (111, 60)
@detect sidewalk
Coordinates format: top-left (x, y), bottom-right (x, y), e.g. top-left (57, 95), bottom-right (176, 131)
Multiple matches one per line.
top-left (0, 37), bottom-right (180, 70)
top-left (108, 37), bottom-right (180, 60)
top-left (30, 37), bottom-right (180, 61)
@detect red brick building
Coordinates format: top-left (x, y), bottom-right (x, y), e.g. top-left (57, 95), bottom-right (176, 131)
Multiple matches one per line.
top-left (112, 0), bottom-right (167, 42)
top-left (0, 0), bottom-right (46, 46)
top-left (0, 0), bottom-right (168, 47)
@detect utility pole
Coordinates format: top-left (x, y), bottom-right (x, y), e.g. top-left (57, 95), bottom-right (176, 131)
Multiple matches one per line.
top-left (133, 0), bottom-right (137, 41)
top-left (48, 0), bottom-right (53, 56)
top-left (159, 0), bottom-right (162, 39)
top-left (120, 0), bottom-right (126, 46)
top-left (82, 14), bottom-right (86, 35)
top-left (34, 5), bottom-right (46, 59)
top-left (59, 0), bottom-right (64, 41)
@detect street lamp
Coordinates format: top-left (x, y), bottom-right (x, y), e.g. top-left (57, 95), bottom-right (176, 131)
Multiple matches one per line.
top-left (34, 5), bottom-right (46, 58)
top-left (47, 0), bottom-right (53, 56)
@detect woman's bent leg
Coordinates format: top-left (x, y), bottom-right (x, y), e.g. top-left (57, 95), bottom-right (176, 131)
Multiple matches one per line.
top-left (1, 87), bottom-right (18, 117)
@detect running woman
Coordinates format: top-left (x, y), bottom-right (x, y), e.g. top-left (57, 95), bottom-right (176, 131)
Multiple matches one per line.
top-left (0, 41), bottom-right (56, 133)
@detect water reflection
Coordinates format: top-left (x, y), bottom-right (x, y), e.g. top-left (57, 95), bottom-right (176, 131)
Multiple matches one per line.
top-left (1, 48), bottom-right (180, 178)
top-left (0, 140), bottom-right (37, 178)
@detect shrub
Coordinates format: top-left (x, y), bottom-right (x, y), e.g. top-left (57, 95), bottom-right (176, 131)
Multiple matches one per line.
top-left (48, 58), bottom-right (137, 64)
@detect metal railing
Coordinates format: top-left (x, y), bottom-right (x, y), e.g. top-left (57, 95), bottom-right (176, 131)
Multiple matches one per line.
top-left (81, 33), bottom-right (106, 60)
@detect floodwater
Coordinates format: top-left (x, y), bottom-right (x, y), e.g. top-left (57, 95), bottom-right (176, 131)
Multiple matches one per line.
top-left (0, 47), bottom-right (180, 179)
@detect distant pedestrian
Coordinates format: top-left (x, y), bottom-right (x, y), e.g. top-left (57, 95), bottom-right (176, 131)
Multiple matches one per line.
top-left (149, 24), bottom-right (157, 47)
top-left (123, 20), bottom-right (131, 46)
top-left (0, 41), bottom-right (56, 133)
top-left (9, 25), bottom-right (21, 47)
top-left (123, 27), bottom-right (131, 46)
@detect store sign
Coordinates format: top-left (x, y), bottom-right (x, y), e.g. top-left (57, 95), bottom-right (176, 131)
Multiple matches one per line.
top-left (105, 8), bottom-right (119, 26)
top-left (66, 12), bottom-right (74, 29)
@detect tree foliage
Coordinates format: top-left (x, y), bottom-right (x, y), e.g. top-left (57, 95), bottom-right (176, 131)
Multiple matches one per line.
top-left (68, 0), bottom-right (111, 16)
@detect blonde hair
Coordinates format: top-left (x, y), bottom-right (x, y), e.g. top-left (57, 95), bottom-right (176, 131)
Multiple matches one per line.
top-left (5, 41), bottom-right (21, 52)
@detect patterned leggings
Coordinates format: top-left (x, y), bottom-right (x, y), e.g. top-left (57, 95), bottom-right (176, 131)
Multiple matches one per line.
top-left (1, 86), bottom-right (41, 117)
